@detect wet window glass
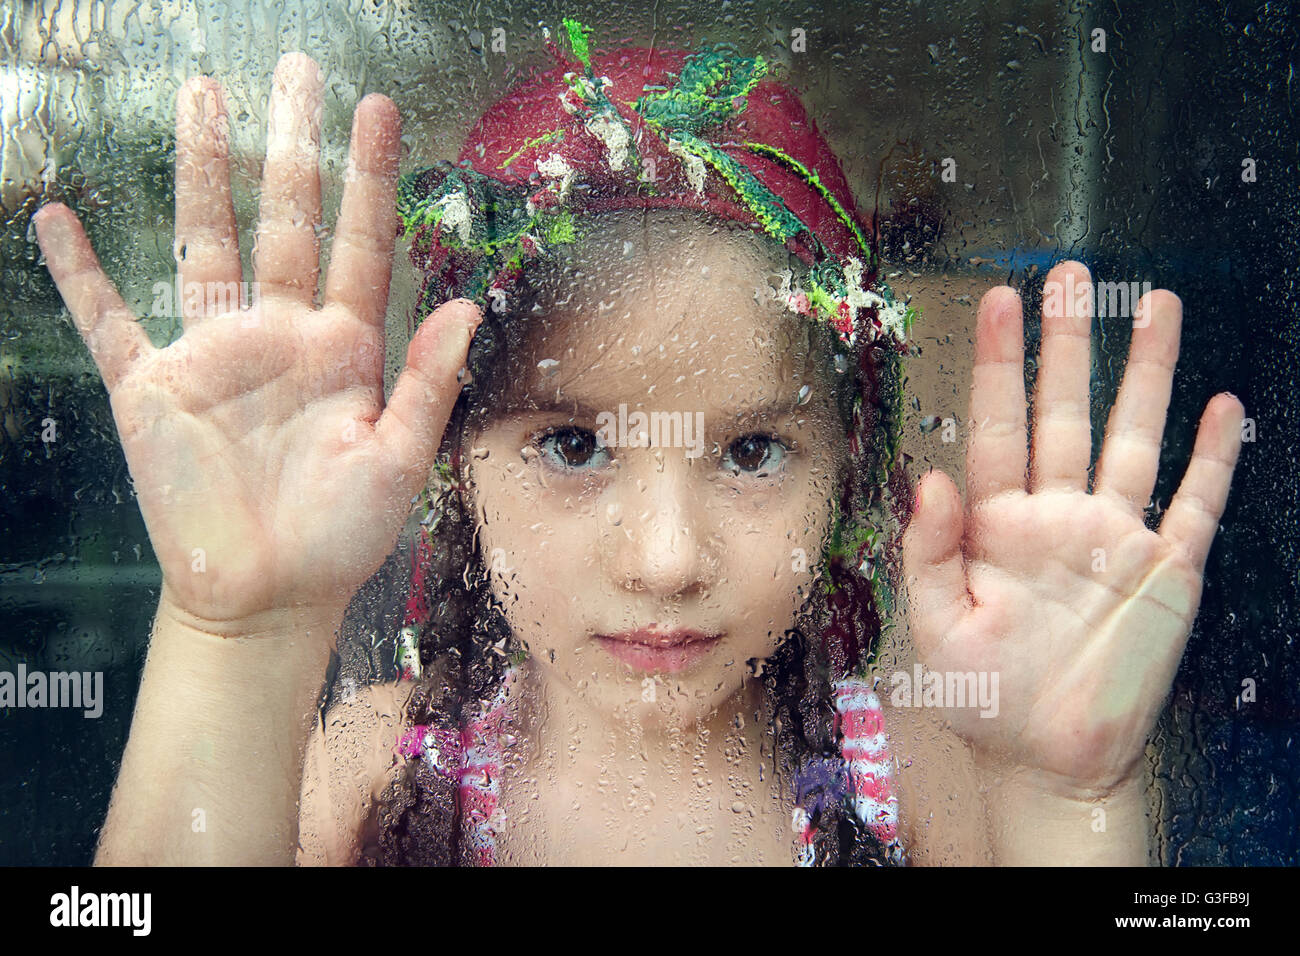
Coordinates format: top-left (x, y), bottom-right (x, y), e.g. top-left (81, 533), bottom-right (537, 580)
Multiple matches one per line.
top-left (1, 0), bottom-right (1295, 869)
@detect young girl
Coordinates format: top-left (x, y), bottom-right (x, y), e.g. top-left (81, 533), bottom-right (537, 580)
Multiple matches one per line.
top-left (32, 24), bottom-right (1244, 866)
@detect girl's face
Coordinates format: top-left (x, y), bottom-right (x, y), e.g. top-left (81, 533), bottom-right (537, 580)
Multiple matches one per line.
top-left (467, 211), bottom-right (848, 726)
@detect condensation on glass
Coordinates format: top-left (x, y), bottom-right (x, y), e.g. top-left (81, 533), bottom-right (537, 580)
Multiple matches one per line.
top-left (1, 0), bottom-right (1294, 865)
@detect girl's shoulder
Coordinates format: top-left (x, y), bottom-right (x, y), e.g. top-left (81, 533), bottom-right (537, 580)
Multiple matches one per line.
top-left (297, 680), bottom-right (411, 866)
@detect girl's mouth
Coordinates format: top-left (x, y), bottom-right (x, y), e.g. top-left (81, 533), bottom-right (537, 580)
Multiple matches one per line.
top-left (592, 627), bottom-right (723, 674)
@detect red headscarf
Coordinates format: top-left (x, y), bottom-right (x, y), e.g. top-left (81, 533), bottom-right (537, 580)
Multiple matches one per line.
top-left (458, 45), bottom-right (872, 261)
top-left (396, 28), bottom-right (902, 342)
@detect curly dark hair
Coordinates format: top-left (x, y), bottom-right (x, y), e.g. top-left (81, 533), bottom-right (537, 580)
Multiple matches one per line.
top-left (360, 208), bottom-right (908, 866)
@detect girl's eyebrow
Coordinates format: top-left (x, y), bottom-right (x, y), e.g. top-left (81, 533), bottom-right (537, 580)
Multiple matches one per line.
top-left (493, 395), bottom-right (603, 420)
top-left (495, 394), bottom-right (807, 423)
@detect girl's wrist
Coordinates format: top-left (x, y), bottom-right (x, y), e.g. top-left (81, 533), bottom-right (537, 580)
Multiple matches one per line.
top-left (157, 583), bottom-right (348, 643)
top-left (976, 758), bottom-right (1152, 866)
top-left (149, 591), bottom-right (339, 727)
top-left (149, 590), bottom-right (341, 724)
top-left (94, 594), bottom-right (342, 865)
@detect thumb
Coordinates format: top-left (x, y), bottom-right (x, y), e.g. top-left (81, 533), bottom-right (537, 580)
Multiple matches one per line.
top-left (373, 298), bottom-right (483, 498)
top-left (901, 469), bottom-right (968, 647)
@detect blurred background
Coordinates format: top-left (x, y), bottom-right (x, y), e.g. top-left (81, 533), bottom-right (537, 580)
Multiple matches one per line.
top-left (1, 0), bottom-right (1296, 864)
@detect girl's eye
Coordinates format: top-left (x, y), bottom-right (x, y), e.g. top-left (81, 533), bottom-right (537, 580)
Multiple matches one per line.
top-left (722, 434), bottom-right (788, 475)
top-left (537, 427), bottom-right (612, 471)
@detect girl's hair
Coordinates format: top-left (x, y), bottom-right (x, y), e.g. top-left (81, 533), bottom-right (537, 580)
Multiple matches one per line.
top-left (361, 208), bottom-right (908, 866)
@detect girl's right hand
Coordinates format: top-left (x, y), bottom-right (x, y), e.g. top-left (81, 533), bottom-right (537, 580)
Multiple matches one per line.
top-left (34, 52), bottom-right (481, 630)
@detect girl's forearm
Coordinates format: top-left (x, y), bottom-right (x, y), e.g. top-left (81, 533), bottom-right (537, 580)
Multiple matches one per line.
top-left (95, 591), bottom-right (342, 866)
top-left (980, 766), bottom-right (1151, 866)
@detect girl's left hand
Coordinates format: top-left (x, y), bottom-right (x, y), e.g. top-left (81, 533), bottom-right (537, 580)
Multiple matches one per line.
top-left (901, 261), bottom-right (1243, 796)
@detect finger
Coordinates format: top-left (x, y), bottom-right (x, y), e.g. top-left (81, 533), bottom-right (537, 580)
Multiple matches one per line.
top-left (372, 300), bottom-right (483, 494)
top-left (323, 93), bottom-right (401, 329)
top-left (33, 203), bottom-right (154, 393)
top-left (175, 77), bottom-right (242, 330)
top-left (901, 469), bottom-right (969, 645)
top-left (966, 285), bottom-right (1027, 504)
top-left (1093, 290), bottom-right (1182, 511)
top-left (1159, 393), bottom-right (1244, 573)
top-left (253, 52), bottom-right (323, 306)
top-left (1030, 260), bottom-right (1093, 492)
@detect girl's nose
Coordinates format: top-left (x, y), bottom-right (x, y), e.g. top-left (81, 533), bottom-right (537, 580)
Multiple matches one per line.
top-left (604, 453), bottom-right (718, 597)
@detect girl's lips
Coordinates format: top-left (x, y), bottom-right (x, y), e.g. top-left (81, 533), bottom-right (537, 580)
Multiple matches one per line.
top-left (593, 628), bottom-right (722, 674)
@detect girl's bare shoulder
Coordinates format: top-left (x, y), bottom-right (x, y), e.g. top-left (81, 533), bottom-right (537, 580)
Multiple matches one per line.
top-left (297, 680), bottom-right (411, 866)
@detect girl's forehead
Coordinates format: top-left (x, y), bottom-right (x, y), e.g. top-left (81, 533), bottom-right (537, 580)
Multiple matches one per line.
top-left (545, 208), bottom-right (787, 311)
top-left (500, 212), bottom-right (831, 411)
top-left (504, 210), bottom-right (821, 387)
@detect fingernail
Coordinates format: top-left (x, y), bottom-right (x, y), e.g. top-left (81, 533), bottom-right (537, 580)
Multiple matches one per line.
top-left (456, 298), bottom-right (484, 329)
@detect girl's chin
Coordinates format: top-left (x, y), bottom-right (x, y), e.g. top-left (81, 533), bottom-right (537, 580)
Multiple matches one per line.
top-left (574, 671), bottom-right (748, 729)
top-left (524, 653), bottom-right (755, 727)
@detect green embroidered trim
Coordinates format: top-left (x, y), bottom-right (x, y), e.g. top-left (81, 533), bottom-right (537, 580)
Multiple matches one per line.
top-left (901, 303), bottom-right (920, 338)
top-left (634, 46), bottom-right (772, 133)
top-left (563, 17), bottom-right (593, 70)
top-left (498, 209), bottom-right (578, 273)
top-left (543, 210), bottom-right (577, 244)
top-left (806, 259), bottom-right (849, 310)
top-left (666, 131), bottom-right (806, 243)
top-left (824, 496), bottom-right (879, 574)
top-left (500, 129), bottom-right (566, 171)
top-left (396, 159), bottom-right (585, 315)
top-left (628, 43), bottom-right (812, 245)
top-left (742, 141), bottom-right (873, 262)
